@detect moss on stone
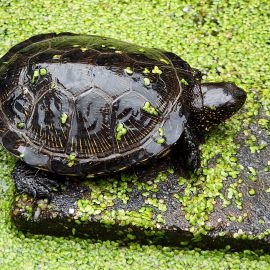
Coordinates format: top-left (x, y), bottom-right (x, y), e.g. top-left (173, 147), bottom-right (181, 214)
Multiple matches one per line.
top-left (1, 0), bottom-right (270, 268)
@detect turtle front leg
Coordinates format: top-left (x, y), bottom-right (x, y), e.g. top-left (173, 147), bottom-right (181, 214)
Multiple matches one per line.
top-left (12, 161), bottom-right (61, 198)
top-left (173, 125), bottom-right (200, 172)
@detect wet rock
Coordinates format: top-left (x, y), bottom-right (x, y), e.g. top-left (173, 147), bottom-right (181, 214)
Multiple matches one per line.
top-left (11, 114), bottom-right (270, 251)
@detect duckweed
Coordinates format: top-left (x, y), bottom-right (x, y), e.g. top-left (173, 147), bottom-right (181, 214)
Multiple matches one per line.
top-left (143, 68), bottom-right (150, 74)
top-left (39, 67), bottom-right (47, 76)
top-left (61, 112), bottom-right (68, 124)
top-left (180, 78), bottom-right (189, 86)
top-left (1, 0), bottom-right (270, 268)
top-left (143, 102), bottom-right (158, 116)
top-left (32, 68), bottom-right (47, 83)
top-left (32, 70), bottom-right (40, 83)
top-left (159, 127), bottom-right (164, 137)
top-left (124, 67), bottom-right (133, 75)
top-left (67, 153), bottom-right (76, 167)
top-left (116, 123), bottom-right (127, 140)
top-left (152, 66), bottom-right (162, 75)
top-left (143, 77), bottom-right (150, 86)
top-left (52, 54), bottom-right (61, 59)
top-left (17, 122), bottom-right (24, 129)
top-left (156, 138), bottom-right (165, 144)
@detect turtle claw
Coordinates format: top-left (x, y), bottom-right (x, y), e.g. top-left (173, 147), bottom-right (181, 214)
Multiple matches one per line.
top-left (12, 161), bottom-right (60, 199)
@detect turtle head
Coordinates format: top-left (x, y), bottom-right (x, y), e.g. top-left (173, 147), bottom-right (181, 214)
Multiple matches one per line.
top-left (189, 82), bottom-right (246, 132)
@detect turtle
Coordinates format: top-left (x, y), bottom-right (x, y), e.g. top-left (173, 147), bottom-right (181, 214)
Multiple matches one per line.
top-left (0, 33), bottom-right (246, 198)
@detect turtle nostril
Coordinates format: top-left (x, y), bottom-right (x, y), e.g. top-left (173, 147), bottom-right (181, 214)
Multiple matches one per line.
top-left (234, 87), bottom-right (246, 99)
top-left (225, 83), bottom-right (246, 109)
top-left (233, 88), bottom-right (246, 108)
top-left (227, 83), bottom-right (246, 100)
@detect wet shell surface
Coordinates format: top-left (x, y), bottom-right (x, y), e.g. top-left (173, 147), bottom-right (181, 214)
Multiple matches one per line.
top-left (0, 33), bottom-right (196, 176)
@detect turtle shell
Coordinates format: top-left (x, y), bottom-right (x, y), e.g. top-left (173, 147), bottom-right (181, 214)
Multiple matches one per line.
top-left (0, 33), bottom-right (197, 176)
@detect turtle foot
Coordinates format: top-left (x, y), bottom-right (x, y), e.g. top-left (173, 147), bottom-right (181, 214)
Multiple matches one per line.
top-left (173, 125), bottom-right (200, 173)
top-left (12, 161), bottom-right (61, 199)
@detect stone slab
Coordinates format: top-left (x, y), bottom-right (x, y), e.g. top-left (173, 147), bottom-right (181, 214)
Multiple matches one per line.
top-left (11, 114), bottom-right (270, 251)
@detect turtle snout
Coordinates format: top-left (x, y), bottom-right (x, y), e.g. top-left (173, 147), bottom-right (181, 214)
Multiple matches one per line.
top-left (224, 82), bottom-right (247, 111)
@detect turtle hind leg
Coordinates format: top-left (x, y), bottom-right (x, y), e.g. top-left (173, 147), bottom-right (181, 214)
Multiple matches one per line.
top-left (12, 161), bottom-right (61, 199)
top-left (172, 125), bottom-right (200, 173)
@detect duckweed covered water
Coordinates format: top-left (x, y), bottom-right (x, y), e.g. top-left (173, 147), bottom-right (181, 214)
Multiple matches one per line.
top-left (1, 0), bottom-right (270, 269)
